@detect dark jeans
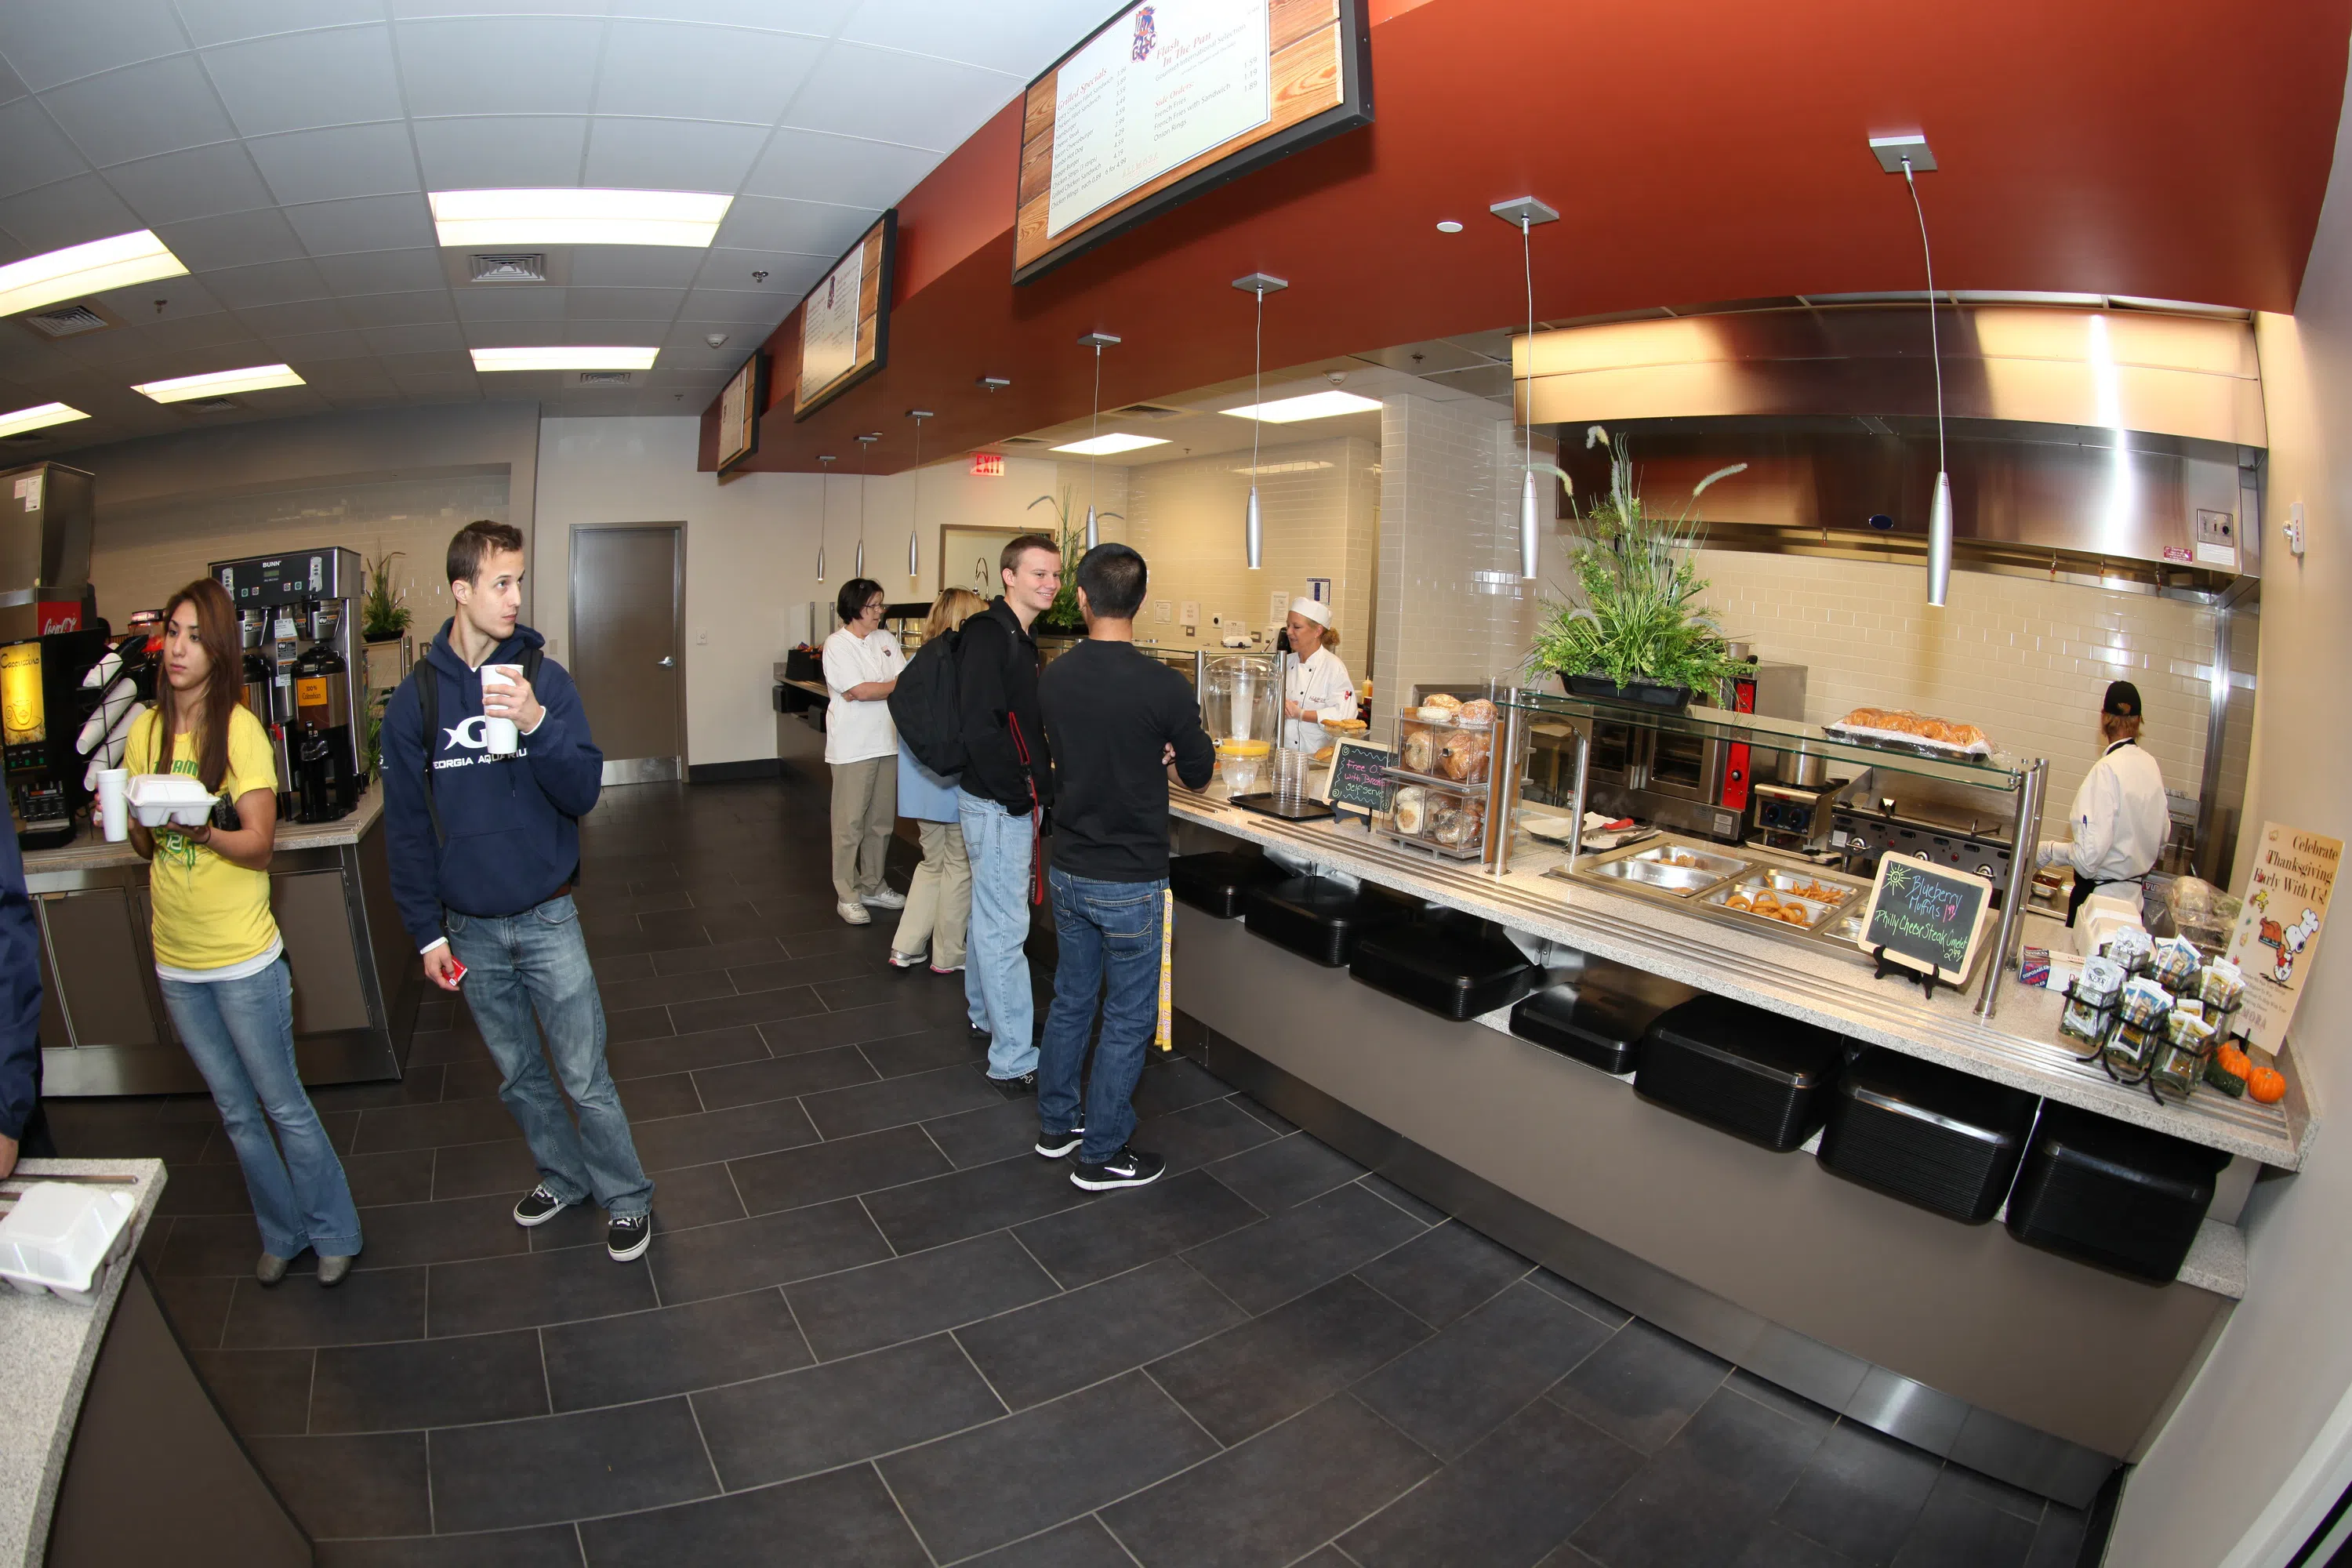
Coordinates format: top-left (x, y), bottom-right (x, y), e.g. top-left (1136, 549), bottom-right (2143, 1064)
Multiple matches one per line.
top-left (1036, 868), bottom-right (1167, 1165)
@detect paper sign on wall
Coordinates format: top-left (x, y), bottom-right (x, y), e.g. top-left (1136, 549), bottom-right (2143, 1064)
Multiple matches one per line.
top-left (2223, 822), bottom-right (2341, 1054)
top-left (12, 474), bottom-right (38, 511)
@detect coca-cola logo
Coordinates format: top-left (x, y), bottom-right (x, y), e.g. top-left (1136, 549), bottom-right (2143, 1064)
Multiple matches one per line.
top-left (36, 602), bottom-right (79, 633)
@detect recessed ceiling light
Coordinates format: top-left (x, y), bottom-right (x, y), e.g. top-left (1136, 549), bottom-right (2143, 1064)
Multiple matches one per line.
top-left (1436, 220), bottom-right (1463, 234)
top-left (1219, 390), bottom-right (1384, 423)
top-left (1051, 432), bottom-right (1170, 456)
top-left (0, 401), bottom-right (89, 438)
top-left (132, 364), bottom-right (303, 403)
top-left (471, 346), bottom-right (659, 372)
top-left (429, 189), bottom-right (732, 249)
top-left (0, 230), bottom-right (187, 320)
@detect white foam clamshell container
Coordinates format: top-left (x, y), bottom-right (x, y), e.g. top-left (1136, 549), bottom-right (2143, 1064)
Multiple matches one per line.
top-left (125, 772), bottom-right (215, 828)
top-left (0, 1185), bottom-right (136, 1301)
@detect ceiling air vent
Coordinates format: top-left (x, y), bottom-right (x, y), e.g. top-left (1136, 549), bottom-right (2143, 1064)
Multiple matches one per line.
top-left (1112, 402), bottom-right (1186, 419)
top-left (181, 396), bottom-right (239, 412)
top-left (469, 252), bottom-right (550, 284)
top-left (1001, 435), bottom-right (1047, 445)
top-left (577, 371), bottom-right (632, 386)
top-left (23, 304), bottom-right (110, 338)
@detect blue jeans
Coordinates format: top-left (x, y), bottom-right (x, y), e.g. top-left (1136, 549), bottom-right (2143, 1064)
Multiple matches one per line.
top-left (161, 956), bottom-right (363, 1261)
top-left (959, 790), bottom-right (1039, 1080)
top-left (1036, 869), bottom-right (1166, 1164)
top-left (445, 895), bottom-right (653, 1217)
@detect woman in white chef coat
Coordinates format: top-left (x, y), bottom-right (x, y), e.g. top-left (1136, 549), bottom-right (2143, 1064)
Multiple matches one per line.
top-left (1280, 597), bottom-right (1356, 751)
top-left (2035, 680), bottom-right (2170, 926)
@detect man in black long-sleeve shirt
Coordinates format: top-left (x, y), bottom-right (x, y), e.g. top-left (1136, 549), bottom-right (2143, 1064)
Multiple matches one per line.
top-left (1034, 544), bottom-right (1215, 1190)
top-left (1, 790), bottom-right (50, 1175)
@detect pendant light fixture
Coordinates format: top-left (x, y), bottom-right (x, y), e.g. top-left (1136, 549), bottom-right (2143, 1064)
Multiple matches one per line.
top-left (855, 433), bottom-right (878, 578)
top-left (1077, 332), bottom-right (1120, 547)
top-left (1490, 198), bottom-right (1559, 581)
top-left (906, 409), bottom-right (930, 583)
top-left (815, 454), bottom-right (834, 583)
top-left (1232, 273), bottom-right (1287, 569)
top-left (1873, 134), bottom-right (1951, 607)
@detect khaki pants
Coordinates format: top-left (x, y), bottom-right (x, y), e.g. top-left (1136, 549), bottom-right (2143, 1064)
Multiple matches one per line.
top-left (829, 756), bottom-right (898, 905)
top-left (891, 819), bottom-right (971, 967)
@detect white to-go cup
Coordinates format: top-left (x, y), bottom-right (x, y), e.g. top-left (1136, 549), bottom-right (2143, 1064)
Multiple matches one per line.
top-left (96, 768), bottom-right (129, 842)
top-left (478, 665), bottom-right (521, 756)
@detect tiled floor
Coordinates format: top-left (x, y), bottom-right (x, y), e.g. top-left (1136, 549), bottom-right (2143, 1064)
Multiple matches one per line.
top-left (53, 775), bottom-right (2098, 1567)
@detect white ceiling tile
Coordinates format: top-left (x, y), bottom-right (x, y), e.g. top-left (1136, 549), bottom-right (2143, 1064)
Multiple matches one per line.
top-left (695, 248), bottom-right (823, 295)
top-left (462, 320), bottom-right (567, 348)
top-left (740, 125), bottom-right (934, 207)
top-left (266, 328), bottom-right (374, 359)
top-left (362, 321), bottom-right (466, 355)
top-left (41, 55), bottom-right (238, 166)
top-left (564, 285), bottom-right (685, 319)
top-left (0, 54), bottom-right (31, 104)
top-left (390, 0), bottom-right (609, 16)
top-left (247, 122), bottom-right (421, 205)
top-left (0, 98), bottom-right (89, 199)
top-left (580, 117), bottom-right (768, 190)
top-left (335, 289), bottom-right (456, 326)
top-left (0, 0), bottom-right (190, 92)
top-left (410, 114), bottom-right (588, 189)
top-left (152, 205), bottom-right (306, 269)
top-left (313, 246), bottom-right (445, 292)
top-left (712, 194), bottom-right (870, 256)
top-left (782, 42), bottom-right (1010, 151)
top-left (567, 244), bottom-right (702, 286)
top-left (395, 17), bottom-right (606, 116)
top-left (296, 354), bottom-right (398, 387)
top-left (286, 192), bottom-right (434, 255)
top-left (679, 286), bottom-right (781, 324)
top-left (199, 256), bottom-right (333, 308)
top-left (455, 287), bottom-right (569, 321)
top-left (839, 0), bottom-right (1098, 78)
top-left (380, 347), bottom-right (477, 373)
top-left (605, 0), bottom-right (855, 29)
top-left (176, 0), bottom-right (389, 48)
top-left (53, 312), bottom-right (259, 364)
top-left (234, 298), bottom-right (351, 336)
top-left (0, 172), bottom-right (143, 251)
top-left (590, 21), bottom-right (822, 122)
top-left (100, 140), bottom-right (273, 226)
top-left (560, 317), bottom-right (673, 343)
top-left (91, 274), bottom-right (226, 318)
top-left (202, 25), bottom-right (404, 135)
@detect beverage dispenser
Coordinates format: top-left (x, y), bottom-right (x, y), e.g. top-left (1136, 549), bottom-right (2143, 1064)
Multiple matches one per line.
top-left (1200, 654), bottom-right (1278, 799)
top-left (211, 547), bottom-right (365, 823)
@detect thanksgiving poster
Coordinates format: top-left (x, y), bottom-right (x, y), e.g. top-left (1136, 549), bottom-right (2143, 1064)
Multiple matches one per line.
top-left (2224, 822), bottom-right (2341, 1055)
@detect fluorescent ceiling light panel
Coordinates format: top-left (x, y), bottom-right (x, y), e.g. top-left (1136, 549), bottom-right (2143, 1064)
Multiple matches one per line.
top-left (0, 402), bottom-right (89, 438)
top-left (133, 364), bottom-right (303, 403)
top-left (471, 346), bottom-right (659, 372)
top-left (1219, 390), bottom-right (1384, 423)
top-left (0, 230), bottom-right (187, 319)
top-left (1051, 432), bottom-right (1169, 456)
top-left (430, 189), bottom-right (732, 249)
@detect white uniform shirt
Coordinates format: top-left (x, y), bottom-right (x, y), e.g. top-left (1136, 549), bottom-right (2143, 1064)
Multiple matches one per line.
top-left (2039, 738), bottom-right (2168, 886)
top-left (821, 626), bottom-right (904, 765)
top-left (1283, 645), bottom-right (1357, 751)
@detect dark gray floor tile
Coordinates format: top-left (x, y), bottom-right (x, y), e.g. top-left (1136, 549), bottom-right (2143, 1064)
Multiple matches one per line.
top-left (1933, 1463), bottom-right (2049, 1523)
top-left (1772, 1421), bottom-right (1942, 1566)
top-left (248, 1432), bottom-right (430, 1539)
top-left (602, 1004), bottom-right (676, 1045)
top-left (158, 1212), bottom-right (319, 1276)
top-left (782, 922), bottom-right (900, 960)
top-left (1127, 1054), bottom-right (1235, 1120)
top-left (629, 1094), bottom-right (822, 1172)
top-left (1180, 1181), bottom-right (1425, 1316)
top-left (1134, 1095), bottom-right (1283, 1174)
top-left (1014, 1168), bottom-right (1265, 1290)
top-left (543, 1288), bottom-right (810, 1409)
top-left (1355, 1220), bottom-right (1534, 1329)
top-left (191, 1347), bottom-right (314, 1436)
top-left (863, 1154), bottom-right (1093, 1253)
top-left (155, 1273), bottom-right (235, 1350)
top-left (426, 1247), bottom-right (657, 1337)
top-left (800, 1062), bottom-right (1007, 1139)
top-left (732, 952), bottom-right (881, 995)
top-left (429, 1396), bottom-right (719, 1533)
top-left (352, 1097), bottom-right (526, 1155)
top-left (308, 1070), bottom-right (446, 1112)
top-left (957, 1255), bottom-right (1247, 1410)
top-left (862, 1023), bottom-right (991, 1079)
top-left (668, 983), bottom-right (829, 1036)
top-left (1352, 1281), bottom-right (1615, 1460)
top-left (1342, 1397), bottom-right (1646, 1568)
top-left (728, 1124), bottom-right (948, 1214)
top-left (604, 1022), bottom-right (769, 1081)
top-left (2023, 1504), bottom-right (2086, 1568)
top-left (1149, 1276), bottom-right (1430, 1446)
top-left (614, 1070), bottom-right (704, 1122)
top-left (922, 1097), bottom-right (1051, 1169)
top-left (401, 1029), bottom-right (493, 1069)
top-left (959, 1515), bottom-right (1139, 1568)
top-left (597, 967), bottom-right (737, 1014)
top-left (884, 1371), bottom-right (1220, 1563)
top-left (651, 935), bottom-right (789, 976)
top-left (1570, 1387), bottom-right (1831, 1568)
top-left (579, 922), bottom-right (713, 958)
top-left (155, 1160), bottom-right (267, 1217)
top-left (314, 1523), bottom-right (586, 1567)
top-left (1886, 1469), bottom-right (2039, 1568)
top-left (347, 1192), bottom-right (532, 1270)
top-left (579, 1464), bottom-right (930, 1567)
top-left (691, 1045), bottom-right (879, 1111)
top-left (786, 1231), bottom-right (1060, 1361)
top-left (817, 970), bottom-right (944, 1014)
top-left (648, 1197), bottom-right (893, 1305)
top-left (345, 1150), bottom-right (440, 1209)
top-left (1734, 1522), bottom-right (1861, 1567)
top-left (765, 997), bottom-right (967, 1057)
top-left (1358, 1173), bottom-right (1446, 1227)
top-left (1102, 1394), bottom-right (1439, 1568)
top-left (1548, 1318), bottom-right (1730, 1454)
top-left (223, 1266), bottom-right (429, 1348)
top-left (430, 1138), bottom-right (542, 1202)
top-left (1728, 1370), bottom-right (1839, 1440)
top-left (309, 1329), bottom-right (549, 1433)
top-left (1205, 1132), bottom-right (1369, 1215)
top-left (692, 1333), bottom-right (1006, 1488)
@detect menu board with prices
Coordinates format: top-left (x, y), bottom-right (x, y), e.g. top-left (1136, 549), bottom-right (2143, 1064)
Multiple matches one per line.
top-left (792, 212), bottom-right (895, 419)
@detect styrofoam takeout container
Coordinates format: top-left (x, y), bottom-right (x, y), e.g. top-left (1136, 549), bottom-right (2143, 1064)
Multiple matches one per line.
top-left (125, 772), bottom-right (216, 828)
top-left (0, 1184), bottom-right (137, 1302)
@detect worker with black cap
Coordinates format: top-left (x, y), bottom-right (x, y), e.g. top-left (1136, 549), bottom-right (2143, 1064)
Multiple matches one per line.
top-left (2035, 680), bottom-right (2169, 926)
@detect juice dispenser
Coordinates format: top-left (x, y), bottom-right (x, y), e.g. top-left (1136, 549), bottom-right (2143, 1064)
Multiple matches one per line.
top-left (1201, 655), bottom-right (1276, 798)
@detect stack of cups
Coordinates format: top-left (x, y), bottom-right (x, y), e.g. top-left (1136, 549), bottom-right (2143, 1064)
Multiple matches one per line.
top-left (96, 768), bottom-right (129, 843)
top-left (1275, 747), bottom-right (1308, 808)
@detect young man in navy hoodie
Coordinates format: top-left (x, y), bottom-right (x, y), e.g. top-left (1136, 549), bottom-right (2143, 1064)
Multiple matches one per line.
top-left (382, 521), bottom-right (654, 1261)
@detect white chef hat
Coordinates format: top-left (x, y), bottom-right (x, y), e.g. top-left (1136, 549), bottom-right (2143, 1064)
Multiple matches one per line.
top-left (1287, 596), bottom-right (1333, 628)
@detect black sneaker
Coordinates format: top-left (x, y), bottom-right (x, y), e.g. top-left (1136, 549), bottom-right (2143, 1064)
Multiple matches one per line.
top-left (513, 1185), bottom-right (571, 1227)
top-left (1071, 1146), bottom-right (1166, 1191)
top-left (607, 1213), bottom-right (652, 1262)
top-left (968, 1025), bottom-right (992, 1047)
top-left (989, 1070), bottom-right (1037, 1093)
top-left (1034, 1121), bottom-right (1086, 1159)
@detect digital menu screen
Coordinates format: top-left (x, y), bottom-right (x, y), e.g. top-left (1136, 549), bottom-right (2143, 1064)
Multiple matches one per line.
top-left (793, 211), bottom-right (895, 420)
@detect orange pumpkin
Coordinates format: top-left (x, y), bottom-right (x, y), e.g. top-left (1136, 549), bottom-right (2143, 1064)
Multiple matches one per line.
top-left (2248, 1066), bottom-right (2287, 1105)
top-left (2215, 1045), bottom-right (2252, 1080)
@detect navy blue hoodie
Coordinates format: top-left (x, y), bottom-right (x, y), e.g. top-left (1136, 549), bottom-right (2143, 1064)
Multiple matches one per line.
top-left (381, 620), bottom-right (603, 950)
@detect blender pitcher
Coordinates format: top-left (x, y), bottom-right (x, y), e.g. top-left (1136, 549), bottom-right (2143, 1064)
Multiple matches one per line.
top-left (1202, 655), bottom-right (1276, 797)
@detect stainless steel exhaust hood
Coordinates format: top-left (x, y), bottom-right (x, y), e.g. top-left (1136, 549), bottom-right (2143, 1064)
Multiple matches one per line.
top-left (0, 460), bottom-right (96, 637)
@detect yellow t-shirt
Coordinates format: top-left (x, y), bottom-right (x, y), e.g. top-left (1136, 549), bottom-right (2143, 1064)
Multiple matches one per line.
top-left (126, 705), bottom-right (280, 972)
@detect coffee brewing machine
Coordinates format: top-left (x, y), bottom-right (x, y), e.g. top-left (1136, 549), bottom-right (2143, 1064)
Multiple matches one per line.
top-left (1, 462), bottom-right (106, 848)
top-left (211, 546), bottom-right (365, 823)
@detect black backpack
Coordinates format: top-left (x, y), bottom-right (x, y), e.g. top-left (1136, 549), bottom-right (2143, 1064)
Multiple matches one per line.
top-left (887, 629), bottom-right (965, 778)
top-left (405, 645), bottom-right (543, 847)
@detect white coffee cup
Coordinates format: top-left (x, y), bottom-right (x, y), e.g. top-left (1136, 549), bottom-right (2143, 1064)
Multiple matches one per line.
top-left (478, 665), bottom-right (521, 756)
top-left (96, 768), bottom-right (129, 842)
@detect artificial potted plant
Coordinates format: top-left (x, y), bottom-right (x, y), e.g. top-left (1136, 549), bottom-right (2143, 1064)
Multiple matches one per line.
top-left (1025, 488), bottom-right (1120, 635)
top-left (360, 550), bottom-right (412, 644)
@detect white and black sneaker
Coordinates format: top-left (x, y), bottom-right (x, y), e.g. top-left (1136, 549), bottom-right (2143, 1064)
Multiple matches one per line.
top-left (607, 1213), bottom-right (652, 1262)
top-left (1071, 1146), bottom-right (1166, 1192)
top-left (1034, 1121), bottom-right (1086, 1159)
top-left (989, 1070), bottom-right (1038, 1093)
top-left (513, 1185), bottom-right (572, 1227)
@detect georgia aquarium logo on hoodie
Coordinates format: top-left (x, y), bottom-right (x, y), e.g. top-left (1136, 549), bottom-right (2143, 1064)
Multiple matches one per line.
top-left (434, 716), bottom-right (529, 769)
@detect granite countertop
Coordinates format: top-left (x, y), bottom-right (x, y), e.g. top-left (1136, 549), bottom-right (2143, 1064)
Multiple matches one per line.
top-left (1171, 789), bottom-right (2309, 1171)
top-left (22, 784), bottom-right (383, 876)
top-left (0, 1160), bottom-right (166, 1568)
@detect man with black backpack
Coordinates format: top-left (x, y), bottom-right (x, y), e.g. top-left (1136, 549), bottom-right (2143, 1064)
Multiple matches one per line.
top-left (381, 521), bottom-right (654, 1263)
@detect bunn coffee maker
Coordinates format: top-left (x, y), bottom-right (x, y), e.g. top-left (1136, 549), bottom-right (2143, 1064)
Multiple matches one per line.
top-left (0, 461), bottom-right (103, 848)
top-left (211, 547), bottom-right (365, 823)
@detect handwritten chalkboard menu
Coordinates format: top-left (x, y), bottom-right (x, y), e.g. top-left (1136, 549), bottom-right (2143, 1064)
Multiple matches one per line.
top-left (1856, 856), bottom-right (1994, 983)
top-left (1326, 739), bottom-right (1391, 818)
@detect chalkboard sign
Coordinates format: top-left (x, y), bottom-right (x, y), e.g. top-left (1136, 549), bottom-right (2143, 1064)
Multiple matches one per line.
top-left (1855, 855), bottom-right (1994, 985)
top-left (1326, 739), bottom-right (1392, 818)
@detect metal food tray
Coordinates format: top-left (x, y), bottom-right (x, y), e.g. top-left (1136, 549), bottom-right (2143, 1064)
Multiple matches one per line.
top-left (1819, 722), bottom-right (1994, 760)
top-left (1588, 858), bottom-right (1728, 894)
top-left (1704, 882), bottom-right (1846, 931)
top-left (1627, 844), bottom-right (1751, 880)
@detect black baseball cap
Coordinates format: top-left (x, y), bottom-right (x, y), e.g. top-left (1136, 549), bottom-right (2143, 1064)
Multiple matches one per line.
top-left (2103, 681), bottom-right (2142, 718)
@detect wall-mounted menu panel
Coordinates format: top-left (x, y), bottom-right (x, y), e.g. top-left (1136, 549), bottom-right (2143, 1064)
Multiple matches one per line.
top-left (793, 210), bottom-right (896, 420)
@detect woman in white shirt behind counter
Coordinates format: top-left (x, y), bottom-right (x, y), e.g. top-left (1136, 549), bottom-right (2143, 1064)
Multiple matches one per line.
top-left (823, 578), bottom-right (906, 925)
top-left (1280, 596), bottom-right (1357, 751)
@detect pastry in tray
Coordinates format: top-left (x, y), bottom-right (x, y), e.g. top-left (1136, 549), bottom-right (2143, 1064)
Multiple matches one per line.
top-left (1827, 706), bottom-right (1989, 753)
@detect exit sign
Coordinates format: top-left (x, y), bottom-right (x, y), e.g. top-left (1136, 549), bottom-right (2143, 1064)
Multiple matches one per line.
top-left (971, 453), bottom-right (1006, 477)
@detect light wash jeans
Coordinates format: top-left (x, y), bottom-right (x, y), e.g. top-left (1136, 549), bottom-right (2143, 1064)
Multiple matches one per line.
top-left (160, 956), bottom-right (363, 1261)
top-left (445, 895), bottom-right (653, 1217)
top-left (1036, 869), bottom-right (1167, 1165)
top-left (958, 789), bottom-right (1038, 1080)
